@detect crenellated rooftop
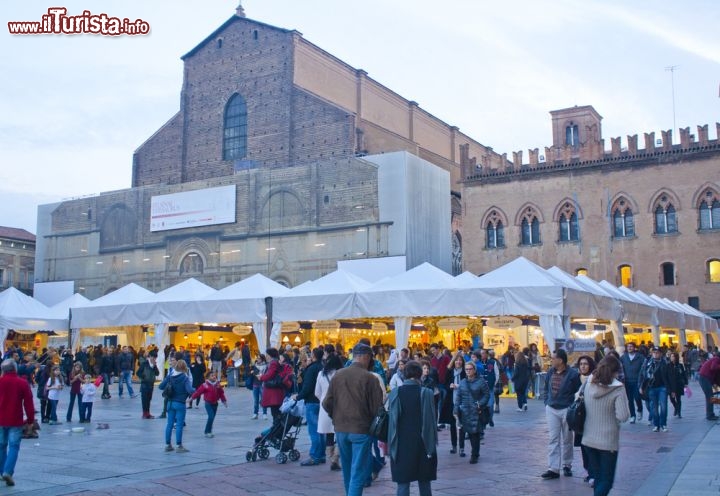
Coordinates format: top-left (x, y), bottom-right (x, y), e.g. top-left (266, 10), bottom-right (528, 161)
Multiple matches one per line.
top-left (463, 106), bottom-right (720, 183)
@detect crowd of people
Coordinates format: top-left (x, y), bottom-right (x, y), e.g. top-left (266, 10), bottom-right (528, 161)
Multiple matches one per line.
top-left (0, 337), bottom-right (719, 494)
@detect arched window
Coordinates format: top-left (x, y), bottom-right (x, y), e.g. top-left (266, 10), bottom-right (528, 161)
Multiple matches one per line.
top-left (660, 262), bottom-right (675, 286)
top-left (576, 268), bottom-right (588, 276)
top-left (565, 123), bottom-right (579, 147)
top-left (618, 264), bottom-right (633, 287)
top-left (699, 189), bottom-right (720, 230)
top-left (260, 190), bottom-right (305, 231)
top-left (521, 217), bottom-right (540, 246)
top-left (179, 252), bottom-right (204, 276)
top-left (708, 259), bottom-right (720, 283)
top-left (612, 198), bottom-right (635, 238)
top-left (485, 211), bottom-right (505, 249)
top-left (654, 194), bottom-right (677, 234)
top-left (558, 202), bottom-right (579, 242)
top-left (223, 93), bottom-right (247, 161)
top-left (100, 205), bottom-right (137, 250)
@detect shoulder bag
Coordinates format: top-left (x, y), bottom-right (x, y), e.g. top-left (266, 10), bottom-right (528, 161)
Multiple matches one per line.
top-left (566, 380), bottom-right (587, 434)
top-left (368, 405), bottom-right (389, 442)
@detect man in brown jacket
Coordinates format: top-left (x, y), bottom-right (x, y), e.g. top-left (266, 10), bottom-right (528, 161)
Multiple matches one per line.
top-left (322, 343), bottom-right (384, 496)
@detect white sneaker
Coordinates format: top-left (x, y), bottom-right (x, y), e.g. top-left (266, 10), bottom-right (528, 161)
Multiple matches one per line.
top-left (516, 408), bottom-right (524, 412)
top-left (629, 416), bottom-right (636, 424)
top-left (652, 426), bottom-right (659, 432)
top-left (205, 433), bottom-right (214, 438)
top-left (661, 426), bottom-right (668, 432)
top-left (251, 414), bottom-right (258, 419)
top-left (523, 404), bottom-right (528, 411)
top-left (263, 414), bottom-right (268, 420)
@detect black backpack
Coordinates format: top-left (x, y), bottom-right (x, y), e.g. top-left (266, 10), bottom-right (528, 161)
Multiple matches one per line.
top-left (162, 377), bottom-right (175, 398)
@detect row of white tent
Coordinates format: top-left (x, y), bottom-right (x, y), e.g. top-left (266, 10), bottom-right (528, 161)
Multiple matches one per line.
top-left (1, 257), bottom-right (717, 374)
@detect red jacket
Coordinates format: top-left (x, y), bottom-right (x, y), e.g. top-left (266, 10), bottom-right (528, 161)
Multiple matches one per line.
top-left (260, 359), bottom-right (285, 408)
top-left (0, 371), bottom-right (35, 426)
top-left (190, 380), bottom-right (227, 405)
top-left (699, 356), bottom-right (720, 386)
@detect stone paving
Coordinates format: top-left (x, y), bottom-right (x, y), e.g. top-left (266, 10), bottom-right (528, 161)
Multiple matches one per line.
top-left (4, 380), bottom-right (719, 495)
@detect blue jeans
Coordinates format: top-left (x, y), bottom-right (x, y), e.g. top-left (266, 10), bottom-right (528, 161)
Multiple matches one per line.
top-left (648, 386), bottom-right (668, 428)
top-left (101, 373), bottom-right (112, 396)
top-left (80, 402), bottom-right (93, 421)
top-left (625, 381), bottom-right (642, 418)
top-left (204, 402), bottom-right (218, 434)
top-left (585, 445), bottom-right (619, 496)
top-left (0, 427), bottom-right (22, 476)
top-left (252, 387), bottom-right (267, 415)
top-left (165, 401), bottom-right (187, 445)
top-left (67, 392), bottom-right (82, 421)
top-left (118, 370), bottom-right (135, 396)
top-left (49, 399), bottom-right (59, 422)
top-left (304, 403), bottom-right (326, 462)
top-left (336, 432), bottom-right (372, 496)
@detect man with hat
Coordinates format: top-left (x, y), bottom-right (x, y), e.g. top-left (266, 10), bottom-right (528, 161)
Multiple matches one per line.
top-left (323, 343), bottom-right (384, 496)
top-left (639, 346), bottom-right (671, 432)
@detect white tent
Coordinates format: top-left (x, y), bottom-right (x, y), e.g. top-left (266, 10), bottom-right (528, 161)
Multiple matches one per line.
top-left (196, 274), bottom-right (290, 353)
top-left (273, 270), bottom-right (372, 322)
top-left (0, 287), bottom-right (69, 352)
top-left (70, 283), bottom-right (156, 328)
top-left (153, 278), bottom-right (217, 324)
top-left (50, 293), bottom-right (90, 351)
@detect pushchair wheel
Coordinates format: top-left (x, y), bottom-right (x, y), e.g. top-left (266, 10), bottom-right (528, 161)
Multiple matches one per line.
top-left (245, 451), bottom-right (253, 462)
top-left (259, 448), bottom-right (270, 460)
top-left (276, 452), bottom-right (288, 464)
top-left (289, 449), bottom-right (300, 462)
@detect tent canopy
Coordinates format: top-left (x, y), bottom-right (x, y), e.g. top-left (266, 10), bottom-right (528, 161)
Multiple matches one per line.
top-left (70, 283), bottom-right (156, 328)
top-left (0, 287), bottom-right (68, 331)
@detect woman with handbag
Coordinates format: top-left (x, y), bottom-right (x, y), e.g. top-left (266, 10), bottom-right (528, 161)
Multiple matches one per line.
top-left (454, 361), bottom-right (490, 464)
top-left (259, 348), bottom-right (286, 421)
top-left (581, 355), bottom-right (630, 496)
top-left (388, 360), bottom-right (437, 496)
top-left (574, 355), bottom-right (596, 485)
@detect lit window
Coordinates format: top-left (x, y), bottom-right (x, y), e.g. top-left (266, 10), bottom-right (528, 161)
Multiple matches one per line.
top-left (661, 262), bottom-right (675, 286)
top-left (223, 93), bottom-right (247, 161)
top-left (618, 264), bottom-right (633, 287)
top-left (576, 268), bottom-right (588, 276)
top-left (708, 259), bottom-right (720, 283)
top-left (612, 198), bottom-right (635, 238)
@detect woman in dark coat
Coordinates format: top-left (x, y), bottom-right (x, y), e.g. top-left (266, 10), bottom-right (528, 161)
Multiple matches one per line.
top-left (259, 348), bottom-right (285, 420)
top-left (388, 360), bottom-right (437, 496)
top-left (512, 351), bottom-right (531, 411)
top-left (455, 361), bottom-right (489, 464)
top-left (188, 354), bottom-right (206, 408)
top-left (445, 352), bottom-right (466, 456)
top-left (668, 352), bottom-right (688, 418)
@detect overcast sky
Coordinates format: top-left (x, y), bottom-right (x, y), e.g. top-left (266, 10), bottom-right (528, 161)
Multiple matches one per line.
top-left (2, 0), bottom-right (719, 234)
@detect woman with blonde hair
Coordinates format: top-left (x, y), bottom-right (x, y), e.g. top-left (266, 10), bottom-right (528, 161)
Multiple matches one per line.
top-left (581, 355), bottom-right (630, 496)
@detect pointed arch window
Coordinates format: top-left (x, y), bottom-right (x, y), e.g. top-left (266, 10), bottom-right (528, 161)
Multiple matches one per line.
top-left (699, 190), bottom-right (720, 230)
top-left (653, 194), bottom-right (677, 234)
top-left (558, 202), bottom-right (579, 242)
top-left (708, 259), bottom-right (720, 283)
top-left (612, 199), bottom-right (634, 238)
top-left (485, 210), bottom-right (505, 249)
top-left (223, 93), bottom-right (247, 161)
top-left (520, 215), bottom-right (541, 246)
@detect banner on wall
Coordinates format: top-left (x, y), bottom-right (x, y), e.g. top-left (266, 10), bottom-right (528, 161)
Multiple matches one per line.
top-left (150, 185), bottom-right (236, 232)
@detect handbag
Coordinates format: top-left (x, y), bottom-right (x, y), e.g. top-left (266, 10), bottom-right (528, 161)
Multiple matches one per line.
top-left (566, 380), bottom-right (587, 434)
top-left (368, 405), bottom-right (389, 442)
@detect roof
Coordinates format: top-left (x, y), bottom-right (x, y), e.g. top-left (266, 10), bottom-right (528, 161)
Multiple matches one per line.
top-left (0, 227), bottom-right (35, 242)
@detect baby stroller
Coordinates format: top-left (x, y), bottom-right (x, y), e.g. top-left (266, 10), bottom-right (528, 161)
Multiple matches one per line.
top-left (246, 401), bottom-right (304, 464)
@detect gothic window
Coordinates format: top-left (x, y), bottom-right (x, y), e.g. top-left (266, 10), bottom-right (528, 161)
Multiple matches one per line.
top-left (519, 207), bottom-right (541, 246)
top-left (698, 189), bottom-right (720, 230)
top-left (223, 93), bottom-right (247, 161)
top-left (661, 262), bottom-right (675, 286)
top-left (653, 195), bottom-right (677, 234)
top-left (485, 210), bottom-right (505, 249)
top-left (618, 264), bottom-right (633, 287)
top-left (612, 198), bottom-right (635, 238)
top-left (565, 124), bottom-right (579, 147)
top-left (558, 202), bottom-right (579, 242)
top-left (708, 259), bottom-right (720, 283)
top-left (260, 190), bottom-right (305, 231)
